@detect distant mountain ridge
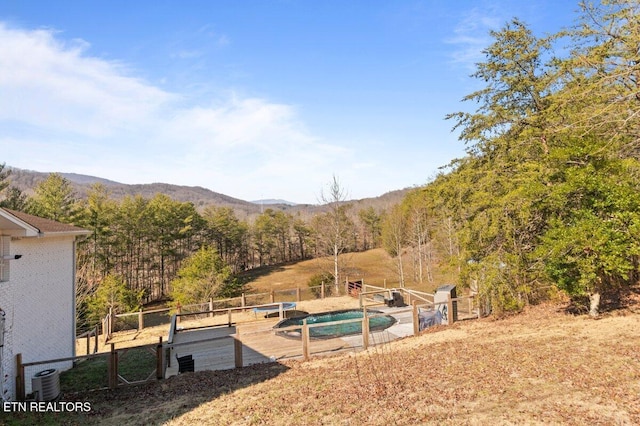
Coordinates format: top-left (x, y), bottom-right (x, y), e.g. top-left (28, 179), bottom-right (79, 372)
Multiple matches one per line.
top-left (59, 172), bottom-right (122, 186)
top-left (5, 166), bottom-right (411, 216)
top-left (252, 199), bottom-right (297, 206)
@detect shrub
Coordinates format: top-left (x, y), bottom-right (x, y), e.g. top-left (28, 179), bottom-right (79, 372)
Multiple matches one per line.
top-left (307, 272), bottom-right (334, 298)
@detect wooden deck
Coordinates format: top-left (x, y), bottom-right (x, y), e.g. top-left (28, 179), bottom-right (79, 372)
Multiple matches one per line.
top-left (165, 307), bottom-right (417, 377)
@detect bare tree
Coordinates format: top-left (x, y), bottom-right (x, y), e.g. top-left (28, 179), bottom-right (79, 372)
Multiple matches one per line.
top-left (382, 204), bottom-right (408, 287)
top-left (318, 175), bottom-right (354, 292)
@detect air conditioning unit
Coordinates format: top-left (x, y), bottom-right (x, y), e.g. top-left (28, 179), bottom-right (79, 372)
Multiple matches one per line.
top-left (32, 368), bottom-right (61, 401)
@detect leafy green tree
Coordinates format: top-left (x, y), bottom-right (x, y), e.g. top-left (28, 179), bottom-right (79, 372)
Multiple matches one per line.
top-left (292, 214), bottom-right (313, 260)
top-left (307, 272), bottom-right (334, 298)
top-left (170, 246), bottom-right (234, 307)
top-left (86, 274), bottom-right (143, 324)
top-left (358, 207), bottom-right (382, 250)
top-left (446, 18), bottom-right (554, 158)
top-left (428, 1), bottom-right (640, 316)
top-left (552, 0), bottom-right (640, 155)
top-left (442, 18), bottom-right (556, 312)
top-left (0, 186), bottom-right (28, 210)
top-left (79, 184), bottom-right (118, 276)
top-left (203, 206), bottom-right (249, 272)
top-left (537, 136), bottom-right (640, 316)
top-left (253, 209), bottom-right (277, 266)
top-left (0, 163), bottom-right (10, 196)
top-left (0, 163), bottom-right (28, 211)
top-left (27, 173), bottom-right (79, 222)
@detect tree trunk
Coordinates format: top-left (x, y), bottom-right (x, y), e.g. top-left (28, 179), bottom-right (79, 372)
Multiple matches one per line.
top-left (589, 292), bottom-right (601, 317)
top-left (333, 243), bottom-right (340, 293)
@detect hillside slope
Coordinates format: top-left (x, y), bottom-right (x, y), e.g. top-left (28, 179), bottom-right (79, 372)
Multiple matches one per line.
top-left (5, 167), bottom-right (410, 216)
top-left (45, 299), bottom-right (640, 425)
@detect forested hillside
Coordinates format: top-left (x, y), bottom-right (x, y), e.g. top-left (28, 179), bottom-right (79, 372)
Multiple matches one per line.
top-left (394, 1), bottom-right (640, 317)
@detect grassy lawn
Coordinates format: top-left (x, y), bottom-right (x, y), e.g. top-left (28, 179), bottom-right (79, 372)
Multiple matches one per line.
top-left (2, 347), bottom-right (158, 426)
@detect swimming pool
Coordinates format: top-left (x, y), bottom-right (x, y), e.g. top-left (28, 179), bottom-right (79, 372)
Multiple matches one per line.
top-left (274, 309), bottom-right (396, 339)
top-left (253, 302), bottom-right (297, 315)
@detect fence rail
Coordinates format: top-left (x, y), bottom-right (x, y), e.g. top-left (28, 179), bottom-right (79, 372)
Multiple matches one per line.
top-left (31, 284), bottom-right (479, 400)
top-left (16, 339), bottom-right (164, 400)
top-left (84, 281), bottom-right (479, 353)
top-left (96, 280), bottom-right (352, 341)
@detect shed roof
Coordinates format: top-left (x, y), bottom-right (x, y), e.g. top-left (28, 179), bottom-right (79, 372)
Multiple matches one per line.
top-left (0, 208), bottom-right (90, 237)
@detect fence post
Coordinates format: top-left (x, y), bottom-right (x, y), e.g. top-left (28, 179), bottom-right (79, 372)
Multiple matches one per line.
top-left (15, 353), bottom-right (25, 401)
top-left (234, 329), bottom-right (243, 368)
top-left (270, 290), bottom-right (275, 303)
top-left (156, 337), bottom-right (164, 380)
top-left (241, 293), bottom-right (246, 309)
top-left (447, 294), bottom-right (454, 326)
top-left (302, 319), bottom-right (310, 361)
top-left (362, 307), bottom-right (369, 350)
top-left (176, 303), bottom-right (181, 325)
top-left (412, 301), bottom-right (420, 335)
top-left (228, 309), bottom-right (232, 327)
top-left (406, 290), bottom-right (412, 306)
top-left (93, 327), bottom-right (99, 354)
top-left (296, 287), bottom-right (301, 302)
top-left (209, 298), bottom-right (214, 317)
top-left (109, 307), bottom-right (115, 337)
top-left (86, 333), bottom-right (90, 356)
top-left (321, 282), bottom-right (325, 299)
top-left (138, 308), bottom-right (144, 331)
top-left (108, 344), bottom-right (118, 390)
top-left (279, 303), bottom-right (284, 320)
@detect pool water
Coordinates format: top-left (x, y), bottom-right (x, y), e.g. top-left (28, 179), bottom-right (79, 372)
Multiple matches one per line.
top-left (274, 309), bottom-right (396, 339)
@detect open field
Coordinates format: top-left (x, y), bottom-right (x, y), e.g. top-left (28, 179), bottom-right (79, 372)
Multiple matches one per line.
top-left (12, 294), bottom-right (640, 425)
top-left (240, 248), bottom-right (456, 294)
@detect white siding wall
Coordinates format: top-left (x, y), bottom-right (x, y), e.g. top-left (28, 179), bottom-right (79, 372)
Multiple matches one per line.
top-left (0, 278), bottom-right (13, 401)
top-left (0, 236), bottom-right (76, 400)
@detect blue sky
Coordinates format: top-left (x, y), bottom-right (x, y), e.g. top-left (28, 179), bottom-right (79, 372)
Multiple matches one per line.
top-left (0, 0), bottom-right (579, 204)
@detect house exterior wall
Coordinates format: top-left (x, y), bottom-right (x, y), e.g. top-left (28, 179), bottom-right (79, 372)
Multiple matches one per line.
top-left (0, 235), bottom-right (76, 401)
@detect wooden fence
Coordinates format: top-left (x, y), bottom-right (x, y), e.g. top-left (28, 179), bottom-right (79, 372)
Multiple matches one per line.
top-left (77, 325), bottom-right (100, 355)
top-left (97, 280), bottom-right (355, 341)
top-left (15, 338), bottom-right (164, 400)
top-left (164, 302), bottom-right (428, 372)
top-left (26, 288), bottom-right (479, 400)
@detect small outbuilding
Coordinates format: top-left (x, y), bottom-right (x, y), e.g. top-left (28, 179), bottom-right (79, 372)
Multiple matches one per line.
top-left (0, 208), bottom-right (89, 401)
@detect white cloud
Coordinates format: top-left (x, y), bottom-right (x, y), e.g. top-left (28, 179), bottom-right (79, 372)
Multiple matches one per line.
top-left (0, 23), bottom-right (352, 203)
top-left (445, 6), bottom-right (504, 71)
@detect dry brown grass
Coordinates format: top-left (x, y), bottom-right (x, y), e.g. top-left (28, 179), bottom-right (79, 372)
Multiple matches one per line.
top-left (56, 252), bottom-right (639, 425)
top-left (245, 248), bottom-right (455, 294)
top-left (55, 300), bottom-right (640, 425)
